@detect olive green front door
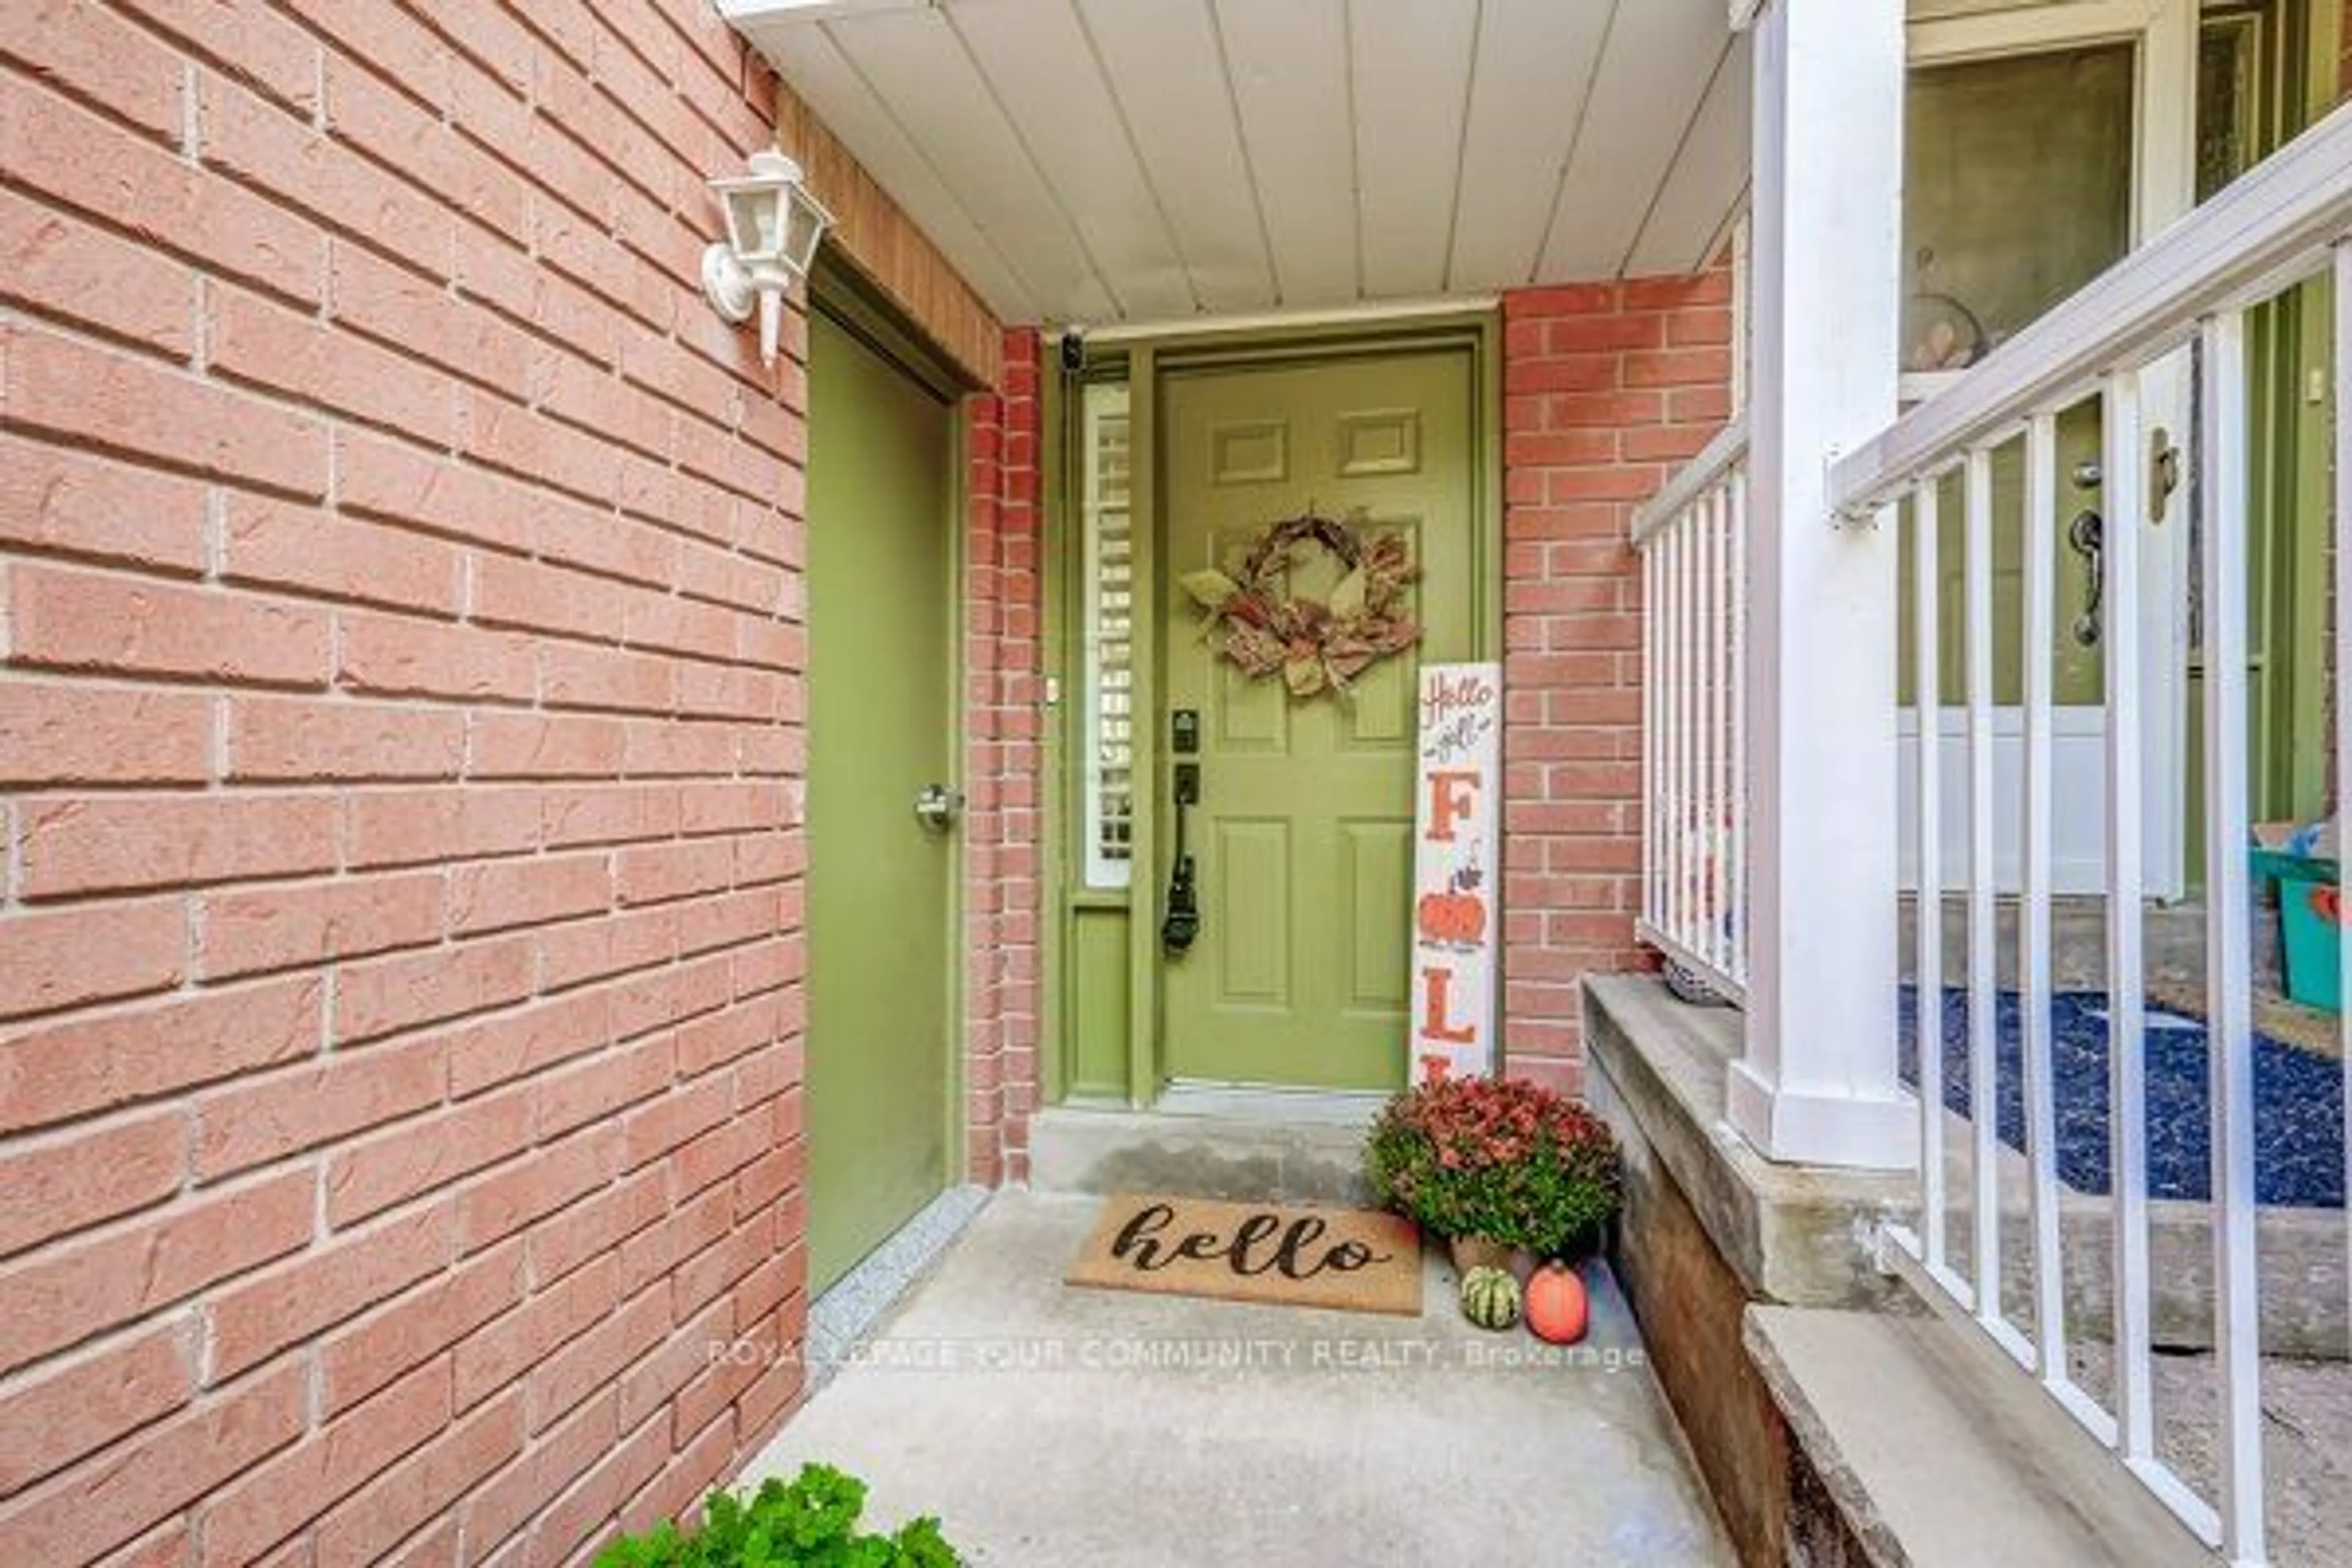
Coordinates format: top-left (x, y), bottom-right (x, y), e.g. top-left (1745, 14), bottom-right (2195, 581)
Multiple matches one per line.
top-left (805, 306), bottom-right (956, 1292)
top-left (1159, 348), bottom-right (1479, 1091)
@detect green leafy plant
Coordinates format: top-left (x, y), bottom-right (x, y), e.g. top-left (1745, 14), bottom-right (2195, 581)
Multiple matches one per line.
top-left (1365, 1075), bottom-right (1621, 1259)
top-left (594, 1463), bottom-right (962, 1568)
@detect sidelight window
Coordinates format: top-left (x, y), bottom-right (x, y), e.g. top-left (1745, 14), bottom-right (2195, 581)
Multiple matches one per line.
top-left (1080, 382), bottom-right (1135, 889)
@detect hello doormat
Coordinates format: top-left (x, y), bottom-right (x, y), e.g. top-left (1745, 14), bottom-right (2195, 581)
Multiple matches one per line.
top-left (1065, 1194), bottom-right (1422, 1317)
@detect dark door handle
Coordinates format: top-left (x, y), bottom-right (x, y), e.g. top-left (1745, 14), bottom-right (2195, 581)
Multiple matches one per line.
top-left (2068, 509), bottom-right (2104, 647)
top-left (1161, 763), bottom-right (1200, 955)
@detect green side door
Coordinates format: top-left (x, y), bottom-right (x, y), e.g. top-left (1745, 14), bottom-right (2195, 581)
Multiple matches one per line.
top-left (1158, 348), bottom-right (1478, 1091)
top-left (805, 306), bottom-right (956, 1292)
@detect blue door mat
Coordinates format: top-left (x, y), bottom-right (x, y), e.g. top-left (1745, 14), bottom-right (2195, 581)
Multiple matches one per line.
top-left (1898, 987), bottom-right (2345, 1209)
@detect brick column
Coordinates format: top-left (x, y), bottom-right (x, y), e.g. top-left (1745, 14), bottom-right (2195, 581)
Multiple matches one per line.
top-left (963, 329), bottom-right (1044, 1183)
top-left (1497, 273), bottom-right (1733, 1096)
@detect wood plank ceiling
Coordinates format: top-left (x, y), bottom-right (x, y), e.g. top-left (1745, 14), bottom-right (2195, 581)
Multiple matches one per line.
top-left (720, 0), bottom-right (1749, 327)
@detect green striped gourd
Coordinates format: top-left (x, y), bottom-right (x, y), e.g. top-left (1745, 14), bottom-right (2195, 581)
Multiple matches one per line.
top-left (1459, 1264), bottom-right (1521, 1331)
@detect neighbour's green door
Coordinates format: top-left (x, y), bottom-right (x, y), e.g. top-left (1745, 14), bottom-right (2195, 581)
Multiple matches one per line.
top-left (805, 306), bottom-right (956, 1292)
top-left (1159, 349), bottom-right (1478, 1091)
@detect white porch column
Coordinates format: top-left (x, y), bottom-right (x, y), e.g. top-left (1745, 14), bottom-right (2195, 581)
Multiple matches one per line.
top-left (1727, 0), bottom-right (1918, 1169)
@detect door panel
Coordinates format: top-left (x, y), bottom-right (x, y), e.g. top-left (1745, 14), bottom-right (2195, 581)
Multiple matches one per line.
top-left (1160, 349), bottom-right (1477, 1090)
top-left (1340, 821), bottom-right (1414, 1012)
top-left (805, 308), bottom-right (955, 1293)
top-left (1212, 818), bottom-right (1291, 1006)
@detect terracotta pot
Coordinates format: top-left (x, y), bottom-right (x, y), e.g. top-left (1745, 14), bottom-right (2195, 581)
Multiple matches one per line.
top-left (1447, 1235), bottom-right (1512, 1274)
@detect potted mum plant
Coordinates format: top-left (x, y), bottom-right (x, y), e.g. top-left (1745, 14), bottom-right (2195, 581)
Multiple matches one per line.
top-left (1364, 1074), bottom-right (1621, 1276)
top-left (595, 1463), bottom-right (960, 1567)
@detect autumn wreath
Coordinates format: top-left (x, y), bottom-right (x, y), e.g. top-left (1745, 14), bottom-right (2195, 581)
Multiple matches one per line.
top-left (1178, 511), bottom-right (1421, 698)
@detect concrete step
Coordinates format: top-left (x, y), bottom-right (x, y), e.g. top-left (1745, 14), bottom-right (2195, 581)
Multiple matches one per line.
top-left (1028, 1091), bottom-right (1383, 1207)
top-left (1745, 1304), bottom-right (2211, 1568)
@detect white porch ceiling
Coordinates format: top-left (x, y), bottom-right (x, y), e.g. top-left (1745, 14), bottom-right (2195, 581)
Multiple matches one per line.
top-left (721, 0), bottom-right (1751, 326)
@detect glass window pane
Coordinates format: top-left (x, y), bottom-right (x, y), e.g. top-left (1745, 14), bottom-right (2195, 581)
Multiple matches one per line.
top-left (2195, 13), bottom-right (2262, 202)
top-left (1902, 45), bottom-right (2135, 371)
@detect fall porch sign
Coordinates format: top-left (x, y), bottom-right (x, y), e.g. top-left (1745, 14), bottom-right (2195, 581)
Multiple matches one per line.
top-left (1411, 663), bottom-right (1502, 1082)
top-left (1066, 1193), bottom-right (1423, 1317)
top-left (1178, 510), bottom-right (1421, 698)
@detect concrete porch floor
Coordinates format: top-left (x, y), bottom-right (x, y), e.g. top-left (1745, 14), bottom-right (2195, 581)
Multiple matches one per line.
top-left (742, 1191), bottom-right (1732, 1566)
top-left (1900, 892), bottom-right (2343, 1061)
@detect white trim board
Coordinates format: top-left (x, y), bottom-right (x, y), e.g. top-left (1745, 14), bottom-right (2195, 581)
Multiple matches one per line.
top-left (1898, 707), bottom-right (2114, 895)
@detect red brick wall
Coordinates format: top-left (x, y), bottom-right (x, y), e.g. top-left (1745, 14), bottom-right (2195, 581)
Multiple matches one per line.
top-left (1498, 274), bottom-right (1735, 1096)
top-left (0, 4), bottom-right (922, 1563)
top-left (963, 330), bottom-right (1044, 1184)
top-left (778, 86), bottom-right (1001, 388)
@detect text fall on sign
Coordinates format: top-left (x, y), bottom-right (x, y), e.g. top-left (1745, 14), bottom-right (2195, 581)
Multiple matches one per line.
top-left (1411, 662), bottom-right (1501, 1080)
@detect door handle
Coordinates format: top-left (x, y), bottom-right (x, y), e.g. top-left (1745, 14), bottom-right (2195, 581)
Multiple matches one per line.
top-left (2068, 510), bottom-right (2104, 647)
top-left (1161, 763), bottom-right (1200, 955)
top-left (913, 784), bottom-right (965, 831)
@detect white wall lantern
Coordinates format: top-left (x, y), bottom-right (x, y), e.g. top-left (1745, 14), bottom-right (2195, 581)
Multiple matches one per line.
top-left (701, 149), bottom-right (834, 368)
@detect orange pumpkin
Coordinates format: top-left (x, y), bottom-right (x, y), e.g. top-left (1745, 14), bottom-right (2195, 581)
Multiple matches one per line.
top-left (1525, 1262), bottom-right (1589, 1345)
top-left (1417, 890), bottom-right (1486, 945)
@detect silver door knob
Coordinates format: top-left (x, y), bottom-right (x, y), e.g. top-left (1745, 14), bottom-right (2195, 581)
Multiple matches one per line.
top-left (913, 785), bottom-right (965, 831)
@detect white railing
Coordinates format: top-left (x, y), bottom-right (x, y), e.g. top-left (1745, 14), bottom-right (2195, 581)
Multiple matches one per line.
top-left (1632, 417), bottom-right (1749, 1003)
top-left (1828, 105), bottom-right (2352, 1565)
